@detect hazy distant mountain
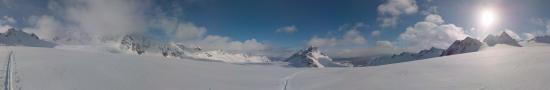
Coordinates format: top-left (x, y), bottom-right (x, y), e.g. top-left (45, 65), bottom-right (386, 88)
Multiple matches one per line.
top-left (530, 35), bottom-right (550, 44)
top-left (361, 47), bottom-right (445, 66)
top-left (483, 32), bottom-right (522, 47)
top-left (442, 37), bottom-right (483, 56)
top-left (0, 28), bottom-right (56, 47)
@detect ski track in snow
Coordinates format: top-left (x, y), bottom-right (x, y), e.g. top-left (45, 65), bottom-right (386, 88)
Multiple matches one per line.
top-left (3, 51), bottom-right (13, 90)
top-left (281, 70), bottom-right (307, 90)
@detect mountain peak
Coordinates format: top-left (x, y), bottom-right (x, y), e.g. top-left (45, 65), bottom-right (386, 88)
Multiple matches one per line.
top-left (0, 28), bottom-right (56, 47)
top-left (483, 31), bottom-right (521, 47)
top-left (285, 47), bottom-right (340, 68)
top-left (120, 35), bottom-right (151, 55)
top-left (442, 37), bottom-right (483, 56)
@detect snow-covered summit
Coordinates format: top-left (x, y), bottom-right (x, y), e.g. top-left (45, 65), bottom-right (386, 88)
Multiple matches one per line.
top-left (0, 28), bottom-right (56, 47)
top-left (483, 32), bottom-right (522, 47)
top-left (441, 37), bottom-right (483, 56)
top-left (285, 46), bottom-right (344, 68)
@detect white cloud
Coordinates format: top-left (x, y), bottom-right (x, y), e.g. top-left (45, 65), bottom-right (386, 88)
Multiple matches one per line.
top-left (0, 25), bottom-right (11, 33)
top-left (276, 25), bottom-right (297, 34)
top-left (64, 0), bottom-right (148, 41)
top-left (378, 0), bottom-right (418, 16)
top-left (327, 40), bottom-right (401, 58)
top-left (397, 14), bottom-right (468, 51)
top-left (308, 23), bottom-right (367, 48)
top-left (146, 8), bottom-right (269, 53)
top-left (23, 15), bottom-right (61, 40)
top-left (523, 33), bottom-right (535, 40)
top-left (307, 29), bottom-right (367, 47)
top-left (148, 16), bottom-right (268, 53)
top-left (174, 22), bottom-right (207, 41)
top-left (2, 16), bottom-right (16, 24)
top-left (343, 29), bottom-right (367, 45)
top-left (23, 15), bottom-right (93, 44)
top-left (377, 0), bottom-right (419, 27)
top-left (371, 30), bottom-right (381, 37)
top-left (379, 17), bottom-right (399, 28)
top-left (0, 16), bottom-right (15, 33)
top-left (308, 36), bottom-right (338, 47)
top-left (426, 0), bottom-right (433, 3)
top-left (150, 17), bottom-right (207, 41)
top-left (191, 35), bottom-right (269, 53)
top-left (376, 41), bottom-right (395, 48)
top-left (425, 14), bottom-right (444, 24)
top-left (15, 0), bottom-right (270, 54)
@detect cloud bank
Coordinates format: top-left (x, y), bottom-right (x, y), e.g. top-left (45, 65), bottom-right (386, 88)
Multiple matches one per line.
top-left (397, 14), bottom-right (468, 51)
top-left (327, 40), bottom-right (401, 58)
top-left (0, 16), bottom-right (15, 33)
top-left (377, 0), bottom-right (419, 27)
top-left (276, 25), bottom-right (297, 34)
top-left (17, 0), bottom-right (270, 53)
top-left (307, 29), bottom-right (367, 48)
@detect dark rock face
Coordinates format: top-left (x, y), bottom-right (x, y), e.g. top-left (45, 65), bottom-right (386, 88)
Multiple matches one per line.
top-left (120, 35), bottom-right (150, 55)
top-left (441, 37), bottom-right (483, 56)
top-left (159, 44), bottom-right (187, 57)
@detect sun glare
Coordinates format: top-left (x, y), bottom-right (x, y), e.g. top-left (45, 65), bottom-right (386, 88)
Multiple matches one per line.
top-left (479, 7), bottom-right (498, 28)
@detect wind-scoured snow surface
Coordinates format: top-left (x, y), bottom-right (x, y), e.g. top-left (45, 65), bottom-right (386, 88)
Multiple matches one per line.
top-left (0, 43), bottom-right (550, 90)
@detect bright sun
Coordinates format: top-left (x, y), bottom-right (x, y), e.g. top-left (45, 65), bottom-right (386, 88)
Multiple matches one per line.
top-left (479, 7), bottom-right (498, 28)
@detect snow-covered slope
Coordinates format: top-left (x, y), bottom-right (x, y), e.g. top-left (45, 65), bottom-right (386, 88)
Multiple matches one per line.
top-left (441, 37), bottom-right (483, 56)
top-left (285, 46), bottom-right (344, 68)
top-left (483, 32), bottom-right (522, 47)
top-left (285, 44), bottom-right (550, 90)
top-left (0, 28), bottom-right (56, 47)
top-left (0, 46), bottom-right (297, 90)
top-left (1, 43), bottom-right (550, 89)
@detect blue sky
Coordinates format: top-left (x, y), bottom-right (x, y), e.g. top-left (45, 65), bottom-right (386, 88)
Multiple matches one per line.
top-left (179, 0), bottom-right (385, 47)
top-left (1, 0), bottom-right (550, 57)
top-left (162, 0), bottom-right (550, 48)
